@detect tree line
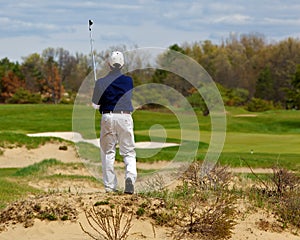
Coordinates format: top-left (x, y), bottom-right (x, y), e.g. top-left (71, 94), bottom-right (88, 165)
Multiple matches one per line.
top-left (180, 33), bottom-right (300, 111)
top-left (1, 33), bottom-right (300, 111)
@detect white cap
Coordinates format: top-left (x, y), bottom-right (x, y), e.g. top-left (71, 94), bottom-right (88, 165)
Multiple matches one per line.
top-left (109, 51), bottom-right (124, 68)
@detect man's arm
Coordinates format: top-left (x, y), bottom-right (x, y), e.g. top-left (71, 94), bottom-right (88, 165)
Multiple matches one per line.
top-left (92, 80), bottom-right (101, 109)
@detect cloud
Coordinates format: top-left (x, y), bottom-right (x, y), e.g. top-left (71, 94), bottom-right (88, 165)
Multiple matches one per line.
top-left (0, 17), bottom-right (72, 39)
top-left (0, 17), bottom-right (57, 30)
top-left (100, 31), bottom-right (132, 43)
top-left (1, 0), bottom-right (300, 62)
top-left (263, 17), bottom-right (300, 26)
top-left (213, 14), bottom-right (253, 25)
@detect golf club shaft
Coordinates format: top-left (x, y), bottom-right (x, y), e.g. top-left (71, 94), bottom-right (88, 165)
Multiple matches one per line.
top-left (89, 20), bottom-right (97, 82)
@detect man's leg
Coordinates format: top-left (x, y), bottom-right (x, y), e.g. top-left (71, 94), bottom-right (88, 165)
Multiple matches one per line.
top-left (117, 114), bottom-right (137, 193)
top-left (100, 114), bottom-right (118, 192)
top-left (101, 148), bottom-right (118, 192)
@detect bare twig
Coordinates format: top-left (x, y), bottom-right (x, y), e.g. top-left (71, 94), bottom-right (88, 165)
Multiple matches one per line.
top-left (80, 205), bottom-right (133, 240)
top-left (240, 157), bottom-right (269, 190)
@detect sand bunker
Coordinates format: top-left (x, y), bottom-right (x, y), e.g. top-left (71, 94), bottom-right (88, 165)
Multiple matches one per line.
top-left (234, 114), bottom-right (257, 117)
top-left (27, 132), bottom-right (179, 149)
top-left (0, 143), bottom-right (81, 168)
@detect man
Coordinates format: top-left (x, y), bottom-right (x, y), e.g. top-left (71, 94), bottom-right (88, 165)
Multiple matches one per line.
top-left (92, 51), bottom-right (136, 194)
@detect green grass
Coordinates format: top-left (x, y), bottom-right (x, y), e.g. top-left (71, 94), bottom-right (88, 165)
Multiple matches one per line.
top-left (0, 104), bottom-right (73, 133)
top-left (14, 158), bottom-right (63, 176)
top-left (0, 104), bottom-right (300, 170)
top-left (12, 159), bottom-right (97, 181)
top-left (226, 108), bottom-right (300, 134)
top-left (0, 178), bottom-right (41, 209)
top-left (1, 104), bottom-right (299, 134)
top-left (217, 152), bottom-right (300, 170)
top-left (0, 168), bottom-right (19, 177)
top-left (0, 160), bottom-right (102, 209)
top-left (233, 172), bottom-right (272, 181)
top-left (76, 142), bottom-right (100, 162)
top-left (0, 132), bottom-right (62, 149)
top-left (221, 132), bottom-right (300, 154)
top-left (0, 168), bottom-right (41, 209)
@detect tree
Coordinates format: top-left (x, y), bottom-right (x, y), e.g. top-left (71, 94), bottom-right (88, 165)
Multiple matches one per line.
top-left (43, 57), bottom-right (64, 103)
top-left (213, 46), bottom-right (232, 87)
top-left (169, 43), bottom-right (185, 54)
top-left (183, 41), bottom-right (203, 64)
top-left (255, 66), bottom-right (274, 101)
top-left (268, 38), bottom-right (300, 103)
top-left (0, 58), bottom-right (24, 102)
top-left (21, 53), bottom-right (44, 93)
top-left (200, 40), bottom-right (219, 78)
top-left (1, 70), bottom-right (25, 102)
top-left (285, 64), bottom-right (300, 109)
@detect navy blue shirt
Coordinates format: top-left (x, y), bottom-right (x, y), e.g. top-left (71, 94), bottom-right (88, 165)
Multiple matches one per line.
top-left (92, 70), bottom-right (134, 113)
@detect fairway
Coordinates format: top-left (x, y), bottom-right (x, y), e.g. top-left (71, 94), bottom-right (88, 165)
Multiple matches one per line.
top-left (136, 129), bottom-right (300, 154)
top-left (0, 104), bottom-right (300, 169)
top-left (0, 104), bottom-right (73, 133)
top-left (223, 132), bottom-right (300, 154)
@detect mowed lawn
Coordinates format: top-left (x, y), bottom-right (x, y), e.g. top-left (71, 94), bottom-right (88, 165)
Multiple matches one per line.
top-left (0, 104), bottom-right (300, 169)
top-left (0, 104), bottom-right (73, 133)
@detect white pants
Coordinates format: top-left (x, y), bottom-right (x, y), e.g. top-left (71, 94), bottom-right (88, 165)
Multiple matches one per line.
top-left (100, 113), bottom-right (137, 191)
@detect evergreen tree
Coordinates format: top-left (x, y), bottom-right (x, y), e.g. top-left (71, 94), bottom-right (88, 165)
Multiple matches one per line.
top-left (255, 66), bottom-right (274, 101)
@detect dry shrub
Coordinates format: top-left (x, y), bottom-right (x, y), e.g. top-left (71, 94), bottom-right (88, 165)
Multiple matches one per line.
top-left (80, 205), bottom-right (133, 240)
top-left (172, 192), bottom-right (237, 240)
top-left (170, 162), bottom-right (237, 240)
top-left (181, 161), bottom-right (202, 187)
top-left (246, 163), bottom-right (300, 231)
top-left (276, 192), bottom-right (300, 229)
top-left (244, 159), bottom-right (299, 197)
top-left (140, 162), bottom-right (237, 239)
top-left (142, 173), bottom-right (166, 193)
top-left (270, 166), bottom-right (299, 196)
top-left (269, 167), bottom-right (300, 230)
top-left (182, 161), bottom-right (232, 191)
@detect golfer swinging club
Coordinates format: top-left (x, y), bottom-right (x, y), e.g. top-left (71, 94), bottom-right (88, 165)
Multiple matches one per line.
top-left (92, 51), bottom-right (137, 194)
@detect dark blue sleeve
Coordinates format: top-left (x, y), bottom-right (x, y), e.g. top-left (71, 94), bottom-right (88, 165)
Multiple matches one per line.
top-left (92, 79), bottom-right (102, 105)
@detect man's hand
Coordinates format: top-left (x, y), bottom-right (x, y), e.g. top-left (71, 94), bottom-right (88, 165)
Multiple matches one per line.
top-left (92, 102), bottom-right (100, 109)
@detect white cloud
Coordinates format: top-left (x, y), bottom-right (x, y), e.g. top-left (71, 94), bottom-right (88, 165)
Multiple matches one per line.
top-left (0, 17), bottom-right (65, 38)
top-left (1, 0), bottom-right (300, 62)
top-left (213, 14), bottom-right (253, 25)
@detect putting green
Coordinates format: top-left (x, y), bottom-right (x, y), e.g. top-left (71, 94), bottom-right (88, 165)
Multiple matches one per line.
top-left (135, 129), bottom-right (300, 154)
top-left (223, 132), bottom-right (300, 154)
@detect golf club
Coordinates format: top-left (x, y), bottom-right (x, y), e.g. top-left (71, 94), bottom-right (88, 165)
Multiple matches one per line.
top-left (89, 19), bottom-right (97, 82)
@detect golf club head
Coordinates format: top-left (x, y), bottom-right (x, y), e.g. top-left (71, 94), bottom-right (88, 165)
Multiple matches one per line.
top-left (89, 19), bottom-right (93, 31)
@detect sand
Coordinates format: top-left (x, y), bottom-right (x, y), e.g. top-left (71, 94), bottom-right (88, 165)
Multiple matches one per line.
top-left (0, 132), bottom-right (299, 240)
top-left (27, 131), bottom-right (180, 149)
top-left (1, 191), bottom-right (299, 240)
top-left (0, 143), bottom-right (81, 168)
top-left (0, 213), bottom-right (170, 240)
top-left (233, 114), bottom-right (258, 117)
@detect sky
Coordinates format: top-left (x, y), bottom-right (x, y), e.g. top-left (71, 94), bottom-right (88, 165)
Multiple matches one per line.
top-left (1, 0), bottom-right (300, 62)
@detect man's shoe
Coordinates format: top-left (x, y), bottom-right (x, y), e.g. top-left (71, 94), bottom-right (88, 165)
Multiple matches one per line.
top-left (105, 188), bottom-right (119, 193)
top-left (124, 178), bottom-right (134, 194)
